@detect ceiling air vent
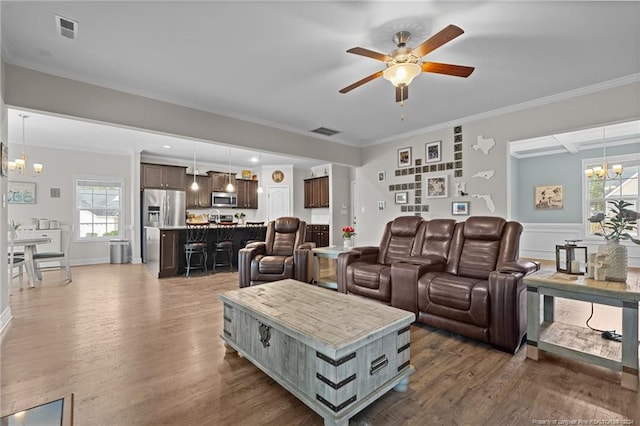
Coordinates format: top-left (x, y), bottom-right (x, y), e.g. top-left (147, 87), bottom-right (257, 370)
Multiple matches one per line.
top-left (311, 127), bottom-right (340, 136)
top-left (55, 14), bottom-right (78, 40)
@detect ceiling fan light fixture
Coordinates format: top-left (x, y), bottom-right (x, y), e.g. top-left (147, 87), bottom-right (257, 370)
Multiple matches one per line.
top-left (383, 63), bottom-right (421, 87)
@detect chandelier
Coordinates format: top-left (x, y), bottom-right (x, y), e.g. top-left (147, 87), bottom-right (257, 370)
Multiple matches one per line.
top-left (8, 114), bottom-right (43, 175)
top-left (584, 128), bottom-right (623, 179)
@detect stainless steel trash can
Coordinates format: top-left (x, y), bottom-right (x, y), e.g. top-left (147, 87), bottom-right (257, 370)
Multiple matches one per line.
top-left (109, 239), bottom-right (129, 264)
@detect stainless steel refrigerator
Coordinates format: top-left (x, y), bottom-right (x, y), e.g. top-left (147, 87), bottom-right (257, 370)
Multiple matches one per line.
top-left (142, 189), bottom-right (186, 262)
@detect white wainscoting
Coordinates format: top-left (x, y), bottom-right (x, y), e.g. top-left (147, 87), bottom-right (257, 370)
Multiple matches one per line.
top-left (520, 223), bottom-right (640, 268)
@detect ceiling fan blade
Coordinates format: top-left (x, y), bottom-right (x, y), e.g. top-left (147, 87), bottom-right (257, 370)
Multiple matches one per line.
top-left (421, 62), bottom-right (475, 77)
top-left (411, 24), bottom-right (465, 58)
top-left (395, 85), bottom-right (408, 103)
top-left (339, 70), bottom-right (384, 94)
top-left (347, 47), bottom-right (393, 62)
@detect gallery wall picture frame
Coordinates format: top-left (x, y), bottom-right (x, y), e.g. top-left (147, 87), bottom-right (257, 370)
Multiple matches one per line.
top-left (425, 140), bottom-right (442, 163)
top-left (395, 191), bottom-right (408, 204)
top-left (8, 181), bottom-right (36, 204)
top-left (377, 171), bottom-right (386, 182)
top-left (534, 184), bottom-right (564, 210)
top-left (377, 201), bottom-right (386, 211)
top-left (397, 147), bottom-right (412, 168)
top-left (426, 175), bottom-right (448, 198)
top-left (452, 201), bottom-right (470, 216)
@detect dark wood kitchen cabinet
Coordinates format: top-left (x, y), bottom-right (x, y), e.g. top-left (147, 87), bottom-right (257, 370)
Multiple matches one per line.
top-left (186, 175), bottom-right (212, 208)
top-left (141, 163), bottom-right (186, 190)
top-left (236, 179), bottom-right (259, 209)
top-left (210, 171), bottom-right (237, 193)
top-left (305, 224), bottom-right (329, 248)
top-left (304, 176), bottom-right (329, 208)
top-left (159, 230), bottom-right (180, 277)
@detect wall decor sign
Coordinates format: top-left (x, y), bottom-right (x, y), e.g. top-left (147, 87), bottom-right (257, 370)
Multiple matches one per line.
top-left (395, 191), bottom-right (408, 204)
top-left (425, 140), bottom-right (442, 163)
top-left (534, 184), bottom-right (564, 210)
top-left (377, 171), bottom-right (386, 182)
top-left (452, 201), bottom-right (470, 216)
top-left (8, 181), bottom-right (36, 204)
top-left (1, 142), bottom-right (8, 177)
top-left (426, 175), bottom-right (448, 198)
top-left (397, 147), bottom-right (412, 168)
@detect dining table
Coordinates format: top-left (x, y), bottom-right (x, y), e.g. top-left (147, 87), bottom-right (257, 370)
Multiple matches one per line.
top-left (10, 237), bottom-right (52, 288)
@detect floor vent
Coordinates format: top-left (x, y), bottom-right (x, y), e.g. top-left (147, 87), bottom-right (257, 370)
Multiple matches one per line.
top-left (311, 127), bottom-right (340, 136)
top-left (55, 15), bottom-right (78, 40)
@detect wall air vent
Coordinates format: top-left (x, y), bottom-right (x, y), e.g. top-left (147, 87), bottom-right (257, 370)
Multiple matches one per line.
top-left (311, 127), bottom-right (340, 136)
top-left (55, 14), bottom-right (78, 40)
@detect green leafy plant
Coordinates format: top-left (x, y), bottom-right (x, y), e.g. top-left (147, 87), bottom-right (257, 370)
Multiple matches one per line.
top-left (588, 200), bottom-right (640, 244)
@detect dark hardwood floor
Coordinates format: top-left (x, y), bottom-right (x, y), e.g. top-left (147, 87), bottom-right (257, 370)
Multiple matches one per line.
top-left (1, 263), bottom-right (638, 425)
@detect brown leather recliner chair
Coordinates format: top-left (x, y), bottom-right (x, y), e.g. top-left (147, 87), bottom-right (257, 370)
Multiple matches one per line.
top-left (337, 216), bottom-right (423, 303)
top-left (390, 219), bottom-right (457, 314)
top-left (238, 217), bottom-right (313, 287)
top-left (415, 216), bottom-right (539, 353)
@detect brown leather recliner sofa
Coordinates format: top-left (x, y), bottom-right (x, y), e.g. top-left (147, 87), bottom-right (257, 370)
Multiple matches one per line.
top-left (238, 217), bottom-right (313, 288)
top-left (337, 216), bottom-right (539, 353)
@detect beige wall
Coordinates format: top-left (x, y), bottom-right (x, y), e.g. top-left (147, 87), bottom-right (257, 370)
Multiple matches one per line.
top-left (7, 145), bottom-right (132, 265)
top-left (4, 65), bottom-right (361, 167)
top-left (354, 80), bottom-right (640, 247)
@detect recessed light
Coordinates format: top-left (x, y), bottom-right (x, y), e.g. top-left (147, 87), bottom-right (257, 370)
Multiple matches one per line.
top-left (250, 157), bottom-right (258, 163)
top-left (163, 145), bottom-right (172, 149)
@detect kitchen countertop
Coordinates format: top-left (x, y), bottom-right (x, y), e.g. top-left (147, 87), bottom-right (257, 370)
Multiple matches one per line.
top-left (145, 223), bottom-right (265, 230)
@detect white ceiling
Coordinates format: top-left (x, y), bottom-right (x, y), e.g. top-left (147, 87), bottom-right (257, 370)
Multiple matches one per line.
top-left (2, 1), bottom-right (640, 164)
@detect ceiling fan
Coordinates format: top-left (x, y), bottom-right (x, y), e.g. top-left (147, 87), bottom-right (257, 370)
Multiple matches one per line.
top-left (339, 24), bottom-right (475, 103)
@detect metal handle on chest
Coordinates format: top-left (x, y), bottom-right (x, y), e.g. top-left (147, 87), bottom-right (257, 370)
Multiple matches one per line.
top-left (369, 355), bottom-right (388, 376)
top-left (258, 322), bottom-right (271, 348)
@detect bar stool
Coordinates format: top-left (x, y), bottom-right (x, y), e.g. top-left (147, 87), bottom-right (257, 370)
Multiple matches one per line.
top-left (184, 223), bottom-right (209, 277)
top-left (241, 221), bottom-right (266, 247)
top-left (212, 222), bottom-right (236, 273)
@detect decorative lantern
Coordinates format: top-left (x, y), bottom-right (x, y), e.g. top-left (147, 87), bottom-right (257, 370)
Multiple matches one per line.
top-left (555, 240), bottom-right (587, 275)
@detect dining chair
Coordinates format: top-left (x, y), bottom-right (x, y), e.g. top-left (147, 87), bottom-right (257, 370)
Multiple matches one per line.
top-left (212, 222), bottom-right (236, 272)
top-left (8, 233), bottom-right (25, 292)
top-left (184, 222), bottom-right (209, 277)
top-left (33, 225), bottom-right (73, 283)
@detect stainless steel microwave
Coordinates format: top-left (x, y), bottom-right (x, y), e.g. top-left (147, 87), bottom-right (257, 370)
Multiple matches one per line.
top-left (212, 192), bottom-right (237, 208)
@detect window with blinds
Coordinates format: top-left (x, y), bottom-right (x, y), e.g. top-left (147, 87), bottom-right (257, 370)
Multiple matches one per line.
top-left (74, 177), bottom-right (124, 240)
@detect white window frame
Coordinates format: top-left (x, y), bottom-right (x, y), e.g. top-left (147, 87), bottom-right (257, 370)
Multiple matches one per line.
top-left (74, 175), bottom-right (124, 242)
top-left (582, 152), bottom-right (640, 242)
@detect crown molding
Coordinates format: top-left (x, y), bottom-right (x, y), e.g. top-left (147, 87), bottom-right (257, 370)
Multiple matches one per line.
top-left (370, 73), bottom-right (640, 147)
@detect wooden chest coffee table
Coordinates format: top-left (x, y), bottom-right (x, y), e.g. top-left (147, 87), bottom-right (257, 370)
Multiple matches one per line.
top-left (220, 279), bottom-right (415, 426)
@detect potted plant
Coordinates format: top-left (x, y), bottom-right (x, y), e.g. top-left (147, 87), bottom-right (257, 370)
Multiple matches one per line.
top-left (342, 226), bottom-right (356, 249)
top-left (588, 200), bottom-right (639, 281)
top-left (234, 212), bottom-right (246, 225)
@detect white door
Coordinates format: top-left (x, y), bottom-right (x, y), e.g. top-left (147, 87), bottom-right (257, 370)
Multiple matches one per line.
top-left (267, 185), bottom-right (290, 221)
top-left (351, 180), bottom-right (358, 246)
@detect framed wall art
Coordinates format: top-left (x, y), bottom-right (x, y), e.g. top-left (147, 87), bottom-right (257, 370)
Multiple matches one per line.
top-left (534, 184), bottom-right (564, 210)
top-left (397, 147), bottom-right (412, 168)
top-left (395, 191), bottom-right (408, 204)
top-left (426, 175), bottom-right (448, 198)
top-left (377, 171), bottom-right (386, 182)
top-left (377, 201), bottom-right (386, 211)
top-left (8, 181), bottom-right (36, 204)
top-left (425, 140), bottom-right (442, 163)
top-left (452, 201), bottom-right (470, 216)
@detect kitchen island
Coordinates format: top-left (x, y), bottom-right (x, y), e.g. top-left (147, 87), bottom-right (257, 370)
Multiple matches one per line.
top-left (144, 224), bottom-right (266, 278)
